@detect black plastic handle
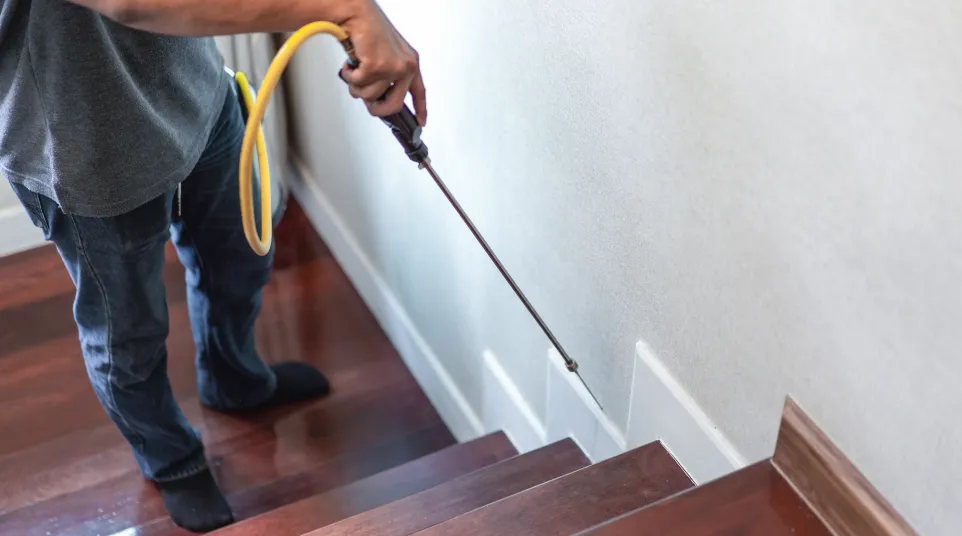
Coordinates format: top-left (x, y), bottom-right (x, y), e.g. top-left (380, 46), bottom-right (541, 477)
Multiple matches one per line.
top-left (380, 105), bottom-right (429, 163)
top-left (341, 52), bottom-right (429, 164)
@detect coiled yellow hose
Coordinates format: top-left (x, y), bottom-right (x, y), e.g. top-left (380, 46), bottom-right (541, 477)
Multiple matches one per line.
top-left (236, 22), bottom-right (354, 256)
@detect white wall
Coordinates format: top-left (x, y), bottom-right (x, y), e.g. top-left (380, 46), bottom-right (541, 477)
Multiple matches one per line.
top-left (0, 177), bottom-right (45, 257)
top-left (284, 2), bottom-right (961, 534)
top-left (0, 180), bottom-right (18, 208)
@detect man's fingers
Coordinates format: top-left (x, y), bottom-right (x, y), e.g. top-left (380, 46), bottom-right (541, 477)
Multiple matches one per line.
top-left (409, 72), bottom-right (427, 126)
top-left (338, 46), bottom-right (425, 122)
top-left (348, 80), bottom-right (393, 102)
top-left (341, 57), bottom-right (411, 88)
top-left (365, 73), bottom-right (414, 117)
top-left (340, 62), bottom-right (377, 87)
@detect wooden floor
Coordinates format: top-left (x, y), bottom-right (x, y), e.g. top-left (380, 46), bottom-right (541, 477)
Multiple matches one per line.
top-left (0, 201), bottom-right (454, 536)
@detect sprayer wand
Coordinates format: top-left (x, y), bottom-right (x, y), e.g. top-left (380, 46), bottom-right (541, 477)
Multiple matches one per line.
top-left (342, 42), bottom-right (584, 378)
top-left (237, 25), bottom-right (598, 403)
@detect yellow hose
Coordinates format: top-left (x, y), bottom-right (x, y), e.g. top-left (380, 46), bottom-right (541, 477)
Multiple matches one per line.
top-left (236, 22), bottom-right (354, 256)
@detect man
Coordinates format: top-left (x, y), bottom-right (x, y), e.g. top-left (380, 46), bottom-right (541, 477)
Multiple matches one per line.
top-left (0, 0), bottom-right (426, 532)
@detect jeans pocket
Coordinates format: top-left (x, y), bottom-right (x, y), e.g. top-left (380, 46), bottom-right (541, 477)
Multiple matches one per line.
top-left (10, 183), bottom-right (50, 235)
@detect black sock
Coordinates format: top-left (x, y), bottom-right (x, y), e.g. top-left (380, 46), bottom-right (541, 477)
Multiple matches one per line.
top-left (159, 469), bottom-right (234, 533)
top-left (269, 362), bottom-right (331, 405)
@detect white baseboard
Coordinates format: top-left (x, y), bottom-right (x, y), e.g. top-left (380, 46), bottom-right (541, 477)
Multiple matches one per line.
top-left (481, 350), bottom-right (547, 453)
top-left (626, 340), bottom-right (747, 484)
top-left (545, 349), bottom-right (627, 462)
top-left (287, 156), bottom-right (744, 474)
top-left (0, 205), bottom-right (45, 258)
top-left (288, 156), bottom-right (485, 443)
top-left (479, 347), bottom-right (627, 462)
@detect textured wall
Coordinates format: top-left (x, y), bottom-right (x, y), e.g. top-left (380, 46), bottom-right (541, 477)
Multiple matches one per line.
top-left (0, 177), bottom-right (46, 256)
top-left (0, 179), bottom-right (17, 209)
top-left (285, 2), bottom-right (961, 534)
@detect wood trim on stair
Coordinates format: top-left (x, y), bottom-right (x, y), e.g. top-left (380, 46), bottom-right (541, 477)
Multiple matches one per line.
top-left (415, 440), bottom-right (694, 536)
top-left (772, 397), bottom-right (918, 536)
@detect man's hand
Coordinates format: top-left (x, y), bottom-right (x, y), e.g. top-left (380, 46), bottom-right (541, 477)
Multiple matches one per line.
top-left (339, 2), bottom-right (427, 126)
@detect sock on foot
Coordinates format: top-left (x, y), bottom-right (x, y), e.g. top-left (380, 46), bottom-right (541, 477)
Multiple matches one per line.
top-left (269, 362), bottom-right (331, 405)
top-left (159, 469), bottom-right (234, 533)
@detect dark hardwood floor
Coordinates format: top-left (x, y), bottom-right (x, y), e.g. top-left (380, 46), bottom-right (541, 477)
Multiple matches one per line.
top-left (0, 201), bottom-right (455, 535)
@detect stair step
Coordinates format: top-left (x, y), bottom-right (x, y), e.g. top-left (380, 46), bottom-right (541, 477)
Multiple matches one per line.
top-left (0, 256), bottom-right (186, 396)
top-left (0, 356), bottom-right (413, 514)
top-left (210, 431), bottom-right (517, 536)
top-left (0, 246), bottom-right (74, 311)
top-left (0, 400), bottom-right (450, 536)
top-left (117, 429), bottom-right (480, 536)
top-left (304, 438), bottom-right (590, 536)
top-left (576, 461), bottom-right (832, 536)
top-left (415, 440), bottom-right (695, 536)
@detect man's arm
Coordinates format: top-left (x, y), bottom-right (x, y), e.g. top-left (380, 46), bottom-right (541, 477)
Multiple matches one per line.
top-left (83, 0), bottom-right (354, 36)
top-left (77, 0), bottom-right (427, 124)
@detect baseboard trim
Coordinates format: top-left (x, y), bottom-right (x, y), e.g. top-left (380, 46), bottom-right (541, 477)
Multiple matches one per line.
top-left (0, 205), bottom-right (45, 258)
top-left (546, 349), bottom-right (627, 463)
top-left (288, 154), bottom-right (485, 443)
top-left (480, 347), bottom-right (626, 461)
top-left (626, 340), bottom-right (746, 484)
top-left (286, 152), bottom-right (736, 469)
top-left (773, 397), bottom-right (918, 536)
top-left (481, 350), bottom-right (547, 453)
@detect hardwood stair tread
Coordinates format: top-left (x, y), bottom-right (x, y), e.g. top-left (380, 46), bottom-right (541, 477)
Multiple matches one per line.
top-left (0, 355), bottom-right (413, 514)
top-left (0, 386), bottom-right (449, 536)
top-left (577, 461), bottom-right (832, 536)
top-left (414, 440), bottom-right (695, 536)
top-left (304, 438), bottom-right (591, 536)
top-left (0, 255), bottom-right (187, 376)
top-left (0, 246), bottom-right (74, 311)
top-left (207, 431), bottom-right (518, 536)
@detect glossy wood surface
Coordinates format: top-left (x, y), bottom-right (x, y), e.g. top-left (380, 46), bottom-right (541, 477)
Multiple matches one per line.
top-left (0, 253), bottom-right (192, 456)
top-left (211, 432), bottom-right (517, 536)
top-left (307, 439), bottom-right (591, 536)
top-left (417, 440), bottom-right (694, 536)
top-left (0, 202), bottom-right (455, 535)
top-left (773, 398), bottom-right (919, 536)
top-left (92, 425), bottom-right (458, 536)
top-left (579, 461), bottom-right (833, 536)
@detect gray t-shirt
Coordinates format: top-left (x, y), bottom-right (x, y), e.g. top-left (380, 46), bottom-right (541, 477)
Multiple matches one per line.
top-left (0, 0), bottom-right (227, 217)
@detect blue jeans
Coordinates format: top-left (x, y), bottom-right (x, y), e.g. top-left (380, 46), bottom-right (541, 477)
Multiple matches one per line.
top-left (10, 84), bottom-right (277, 482)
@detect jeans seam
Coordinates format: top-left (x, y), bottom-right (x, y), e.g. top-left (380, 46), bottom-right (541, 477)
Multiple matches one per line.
top-left (69, 215), bottom-right (144, 449)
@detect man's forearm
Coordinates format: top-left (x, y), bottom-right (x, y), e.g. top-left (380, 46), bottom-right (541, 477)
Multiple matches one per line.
top-left (80, 0), bottom-right (363, 36)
